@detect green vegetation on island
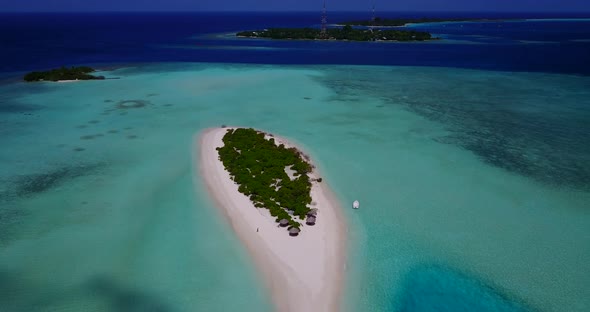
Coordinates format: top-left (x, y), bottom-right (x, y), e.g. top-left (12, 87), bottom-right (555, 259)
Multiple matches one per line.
top-left (343, 17), bottom-right (502, 27)
top-left (237, 25), bottom-right (434, 41)
top-left (24, 66), bottom-right (105, 82)
top-left (217, 128), bottom-right (313, 230)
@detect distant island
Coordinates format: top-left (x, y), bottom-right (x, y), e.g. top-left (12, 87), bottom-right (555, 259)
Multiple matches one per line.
top-left (343, 17), bottom-right (506, 27)
top-left (24, 66), bottom-right (105, 82)
top-left (237, 25), bottom-right (434, 41)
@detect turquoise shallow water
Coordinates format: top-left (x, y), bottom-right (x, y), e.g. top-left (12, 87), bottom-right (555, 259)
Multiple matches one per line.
top-left (1, 63), bottom-right (589, 312)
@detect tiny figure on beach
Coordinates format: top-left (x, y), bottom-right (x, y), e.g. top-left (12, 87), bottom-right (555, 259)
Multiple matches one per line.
top-left (257, 227), bottom-right (259, 232)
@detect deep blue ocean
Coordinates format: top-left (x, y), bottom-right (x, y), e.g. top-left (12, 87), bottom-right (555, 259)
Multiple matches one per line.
top-left (1, 11), bottom-right (590, 312)
top-left (1, 12), bottom-right (590, 75)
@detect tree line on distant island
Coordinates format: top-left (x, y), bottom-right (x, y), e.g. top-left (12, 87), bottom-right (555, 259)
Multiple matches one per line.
top-left (343, 17), bottom-right (483, 27)
top-left (24, 66), bottom-right (105, 82)
top-left (237, 25), bottom-right (433, 41)
top-left (217, 128), bottom-right (314, 230)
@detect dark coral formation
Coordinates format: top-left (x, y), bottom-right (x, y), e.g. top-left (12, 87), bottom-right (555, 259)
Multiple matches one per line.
top-left (80, 134), bottom-right (99, 140)
top-left (116, 100), bottom-right (149, 109)
top-left (10, 164), bottom-right (101, 197)
top-left (79, 134), bottom-right (104, 140)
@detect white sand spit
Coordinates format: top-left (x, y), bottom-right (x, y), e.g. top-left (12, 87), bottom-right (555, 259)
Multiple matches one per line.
top-left (196, 127), bottom-right (346, 312)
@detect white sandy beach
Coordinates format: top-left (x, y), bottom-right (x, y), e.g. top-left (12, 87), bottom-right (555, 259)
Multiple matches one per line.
top-left (196, 127), bottom-right (346, 312)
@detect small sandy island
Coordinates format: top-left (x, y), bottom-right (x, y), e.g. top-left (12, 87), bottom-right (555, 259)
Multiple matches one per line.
top-left (196, 127), bottom-right (346, 312)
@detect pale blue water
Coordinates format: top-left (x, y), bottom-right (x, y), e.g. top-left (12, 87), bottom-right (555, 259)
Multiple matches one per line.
top-left (1, 63), bottom-right (589, 312)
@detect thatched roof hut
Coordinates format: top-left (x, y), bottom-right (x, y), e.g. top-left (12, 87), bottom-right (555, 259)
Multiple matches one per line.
top-left (287, 209), bottom-right (295, 216)
top-left (279, 219), bottom-right (289, 227)
top-left (306, 216), bottom-right (316, 226)
top-left (307, 208), bottom-right (318, 217)
top-left (289, 227), bottom-right (300, 236)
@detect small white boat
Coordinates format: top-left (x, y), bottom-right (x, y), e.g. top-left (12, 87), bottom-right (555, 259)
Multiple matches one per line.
top-left (352, 200), bottom-right (360, 209)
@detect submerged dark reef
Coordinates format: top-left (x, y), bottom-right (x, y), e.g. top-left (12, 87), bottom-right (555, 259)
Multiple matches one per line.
top-left (116, 100), bottom-right (150, 109)
top-left (98, 99), bottom-right (152, 116)
top-left (0, 163), bottom-right (105, 244)
top-left (0, 83), bottom-right (51, 114)
top-left (0, 271), bottom-right (172, 312)
top-left (317, 68), bottom-right (590, 190)
top-left (0, 205), bottom-right (26, 244)
top-left (8, 163), bottom-right (104, 198)
top-left (0, 163), bottom-right (104, 244)
top-left (395, 264), bottom-right (532, 312)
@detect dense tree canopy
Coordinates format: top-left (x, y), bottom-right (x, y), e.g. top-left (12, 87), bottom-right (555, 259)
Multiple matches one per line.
top-left (24, 66), bottom-right (105, 82)
top-left (237, 26), bottom-right (434, 41)
top-left (217, 128), bottom-right (314, 230)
